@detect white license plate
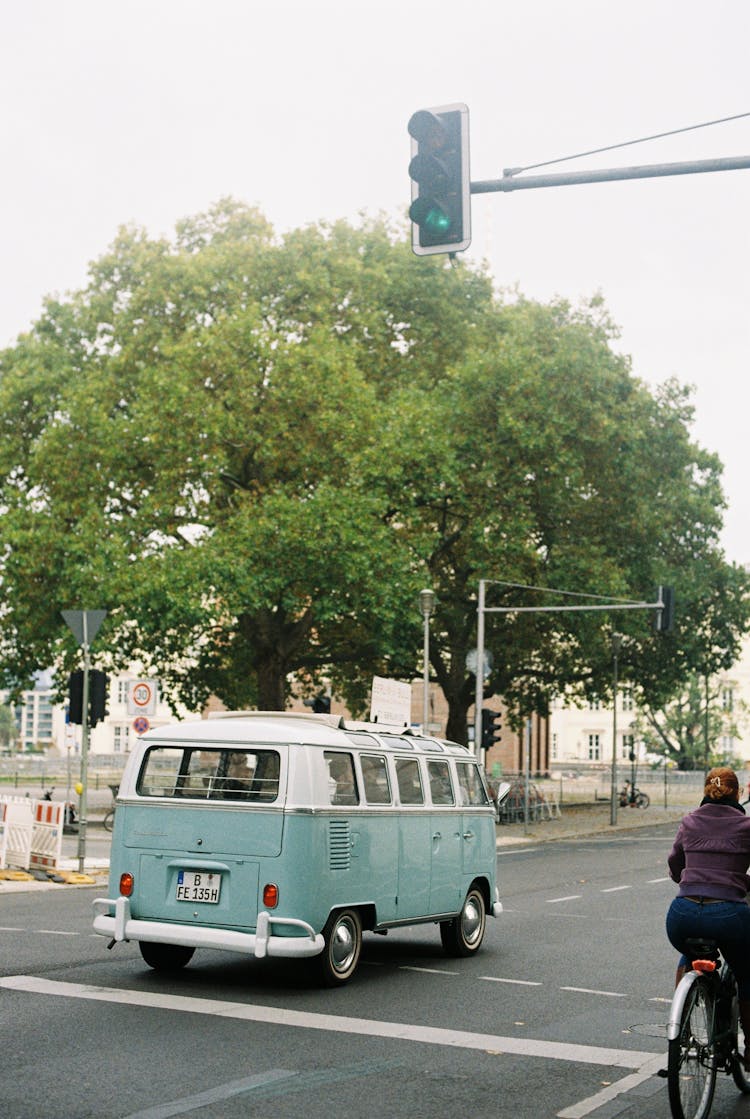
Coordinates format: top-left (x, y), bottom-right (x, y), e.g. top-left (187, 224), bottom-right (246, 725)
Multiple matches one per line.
top-left (176, 870), bottom-right (222, 904)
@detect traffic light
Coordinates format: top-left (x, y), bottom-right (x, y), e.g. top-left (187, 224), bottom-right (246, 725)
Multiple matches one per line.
top-left (67, 669), bottom-right (108, 726)
top-left (655, 585), bottom-right (675, 633)
top-left (481, 708), bottom-right (502, 751)
top-left (408, 103), bottom-right (471, 256)
top-left (68, 670), bottom-right (84, 725)
top-left (89, 670), bottom-right (109, 727)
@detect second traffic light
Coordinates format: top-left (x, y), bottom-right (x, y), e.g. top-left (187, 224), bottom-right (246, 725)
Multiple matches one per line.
top-left (480, 708), bottom-right (502, 751)
top-left (408, 103), bottom-right (471, 256)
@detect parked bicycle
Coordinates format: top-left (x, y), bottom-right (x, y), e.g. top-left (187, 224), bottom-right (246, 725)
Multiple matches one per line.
top-left (618, 781), bottom-right (650, 808)
top-left (663, 936), bottom-right (750, 1119)
top-left (102, 783), bottom-right (119, 832)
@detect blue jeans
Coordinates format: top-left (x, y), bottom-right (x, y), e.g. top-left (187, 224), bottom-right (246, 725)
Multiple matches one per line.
top-left (666, 896), bottom-right (750, 998)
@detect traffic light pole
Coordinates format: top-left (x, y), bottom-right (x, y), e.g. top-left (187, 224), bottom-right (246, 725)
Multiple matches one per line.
top-left (76, 624), bottom-right (92, 873)
top-left (470, 153), bottom-right (750, 195)
top-left (474, 580), bottom-right (669, 822)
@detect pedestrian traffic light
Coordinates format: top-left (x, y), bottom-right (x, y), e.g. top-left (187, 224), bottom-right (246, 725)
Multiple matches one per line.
top-left (655, 585), bottom-right (675, 633)
top-left (481, 708), bottom-right (502, 751)
top-left (89, 670), bottom-right (109, 727)
top-left (408, 103), bottom-right (471, 256)
top-left (68, 670), bottom-right (84, 725)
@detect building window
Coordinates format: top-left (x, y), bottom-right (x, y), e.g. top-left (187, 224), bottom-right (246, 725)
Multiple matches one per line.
top-left (118, 680), bottom-right (129, 705)
top-left (722, 687), bottom-right (735, 712)
top-left (588, 698), bottom-right (601, 712)
top-left (551, 733), bottom-right (558, 760)
top-left (621, 687), bottom-right (634, 712)
top-left (113, 725), bottom-right (130, 754)
top-left (621, 734), bottom-right (634, 760)
top-left (588, 734), bottom-right (601, 761)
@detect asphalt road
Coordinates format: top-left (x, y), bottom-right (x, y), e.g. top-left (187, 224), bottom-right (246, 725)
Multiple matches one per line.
top-left (3, 822), bottom-right (750, 1119)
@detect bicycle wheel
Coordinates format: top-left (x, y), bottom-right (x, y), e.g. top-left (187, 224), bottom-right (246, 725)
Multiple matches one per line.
top-left (102, 809), bottom-right (115, 832)
top-left (635, 791), bottom-right (650, 808)
top-left (668, 977), bottom-right (717, 1119)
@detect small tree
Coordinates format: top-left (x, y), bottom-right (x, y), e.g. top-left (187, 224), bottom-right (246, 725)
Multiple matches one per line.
top-left (634, 672), bottom-right (748, 771)
top-left (0, 705), bottom-right (17, 752)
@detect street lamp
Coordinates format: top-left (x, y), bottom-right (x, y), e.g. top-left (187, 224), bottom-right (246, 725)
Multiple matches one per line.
top-left (610, 633), bottom-right (623, 826)
top-left (419, 589), bottom-right (436, 733)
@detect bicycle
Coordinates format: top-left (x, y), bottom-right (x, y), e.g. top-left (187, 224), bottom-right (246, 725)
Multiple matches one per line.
top-left (618, 782), bottom-right (650, 808)
top-left (102, 783), bottom-right (119, 832)
top-left (664, 936), bottom-right (750, 1119)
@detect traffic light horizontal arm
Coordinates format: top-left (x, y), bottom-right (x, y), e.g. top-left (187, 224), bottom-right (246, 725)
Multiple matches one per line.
top-left (470, 153), bottom-right (750, 194)
top-left (481, 601), bottom-right (659, 613)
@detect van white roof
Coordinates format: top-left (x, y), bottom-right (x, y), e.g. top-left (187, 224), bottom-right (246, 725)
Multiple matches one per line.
top-left (140, 711), bottom-right (470, 755)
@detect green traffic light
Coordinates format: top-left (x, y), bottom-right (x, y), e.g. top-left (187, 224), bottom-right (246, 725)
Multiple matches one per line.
top-left (423, 205), bottom-right (452, 234)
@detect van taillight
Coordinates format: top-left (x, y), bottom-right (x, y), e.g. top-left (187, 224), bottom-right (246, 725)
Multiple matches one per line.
top-left (263, 884), bottom-right (278, 908)
top-left (119, 872), bottom-right (134, 897)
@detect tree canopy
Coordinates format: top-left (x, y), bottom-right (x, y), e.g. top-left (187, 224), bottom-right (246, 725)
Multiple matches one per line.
top-left (0, 200), bottom-right (747, 742)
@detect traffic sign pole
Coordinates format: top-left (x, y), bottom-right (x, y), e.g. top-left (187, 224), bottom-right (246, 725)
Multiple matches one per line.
top-left (61, 609), bottom-right (107, 872)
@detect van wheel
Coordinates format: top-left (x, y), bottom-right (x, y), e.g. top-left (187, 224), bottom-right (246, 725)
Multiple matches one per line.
top-left (317, 909), bottom-right (362, 986)
top-left (139, 941), bottom-right (195, 972)
top-left (440, 887), bottom-right (486, 957)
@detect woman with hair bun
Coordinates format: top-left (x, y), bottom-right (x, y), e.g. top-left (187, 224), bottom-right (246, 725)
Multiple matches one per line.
top-left (667, 766), bottom-right (750, 1067)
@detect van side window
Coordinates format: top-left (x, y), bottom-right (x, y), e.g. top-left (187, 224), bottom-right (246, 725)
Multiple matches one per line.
top-left (325, 752), bottom-right (359, 805)
top-left (395, 758), bottom-right (424, 805)
top-left (456, 761), bottom-right (491, 806)
top-left (361, 754), bottom-right (391, 804)
top-left (427, 759), bottom-right (454, 805)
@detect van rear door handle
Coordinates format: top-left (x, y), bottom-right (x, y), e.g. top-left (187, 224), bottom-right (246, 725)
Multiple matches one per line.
top-left (433, 831), bottom-right (442, 840)
top-left (463, 830), bottom-right (474, 840)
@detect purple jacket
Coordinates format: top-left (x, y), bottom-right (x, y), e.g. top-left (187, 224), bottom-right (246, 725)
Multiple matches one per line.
top-left (668, 802), bottom-right (750, 901)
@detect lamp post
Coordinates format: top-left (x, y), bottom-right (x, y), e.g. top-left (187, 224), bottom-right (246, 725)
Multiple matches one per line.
top-left (419, 589), bottom-right (435, 733)
top-left (610, 633), bottom-right (623, 826)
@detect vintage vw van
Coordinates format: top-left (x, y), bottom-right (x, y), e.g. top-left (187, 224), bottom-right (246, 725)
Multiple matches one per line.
top-left (93, 711), bottom-right (503, 985)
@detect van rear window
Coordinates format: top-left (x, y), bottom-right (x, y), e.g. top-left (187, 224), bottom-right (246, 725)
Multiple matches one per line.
top-left (137, 746), bottom-right (280, 802)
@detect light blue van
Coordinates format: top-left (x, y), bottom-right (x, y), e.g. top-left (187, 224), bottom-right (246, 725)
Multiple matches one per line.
top-left (93, 711), bottom-right (504, 985)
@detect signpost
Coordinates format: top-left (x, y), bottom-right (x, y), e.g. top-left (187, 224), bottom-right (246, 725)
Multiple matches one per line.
top-left (61, 609), bottom-right (106, 871)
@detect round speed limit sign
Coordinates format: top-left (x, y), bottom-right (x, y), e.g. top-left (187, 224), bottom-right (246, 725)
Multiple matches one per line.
top-left (132, 682), bottom-right (153, 708)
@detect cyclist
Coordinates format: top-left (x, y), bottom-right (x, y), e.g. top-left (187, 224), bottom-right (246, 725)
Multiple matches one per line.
top-left (666, 766), bottom-right (750, 1068)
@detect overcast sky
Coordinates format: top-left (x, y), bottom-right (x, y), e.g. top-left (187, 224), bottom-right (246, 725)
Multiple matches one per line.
top-left (2, 1), bottom-right (749, 564)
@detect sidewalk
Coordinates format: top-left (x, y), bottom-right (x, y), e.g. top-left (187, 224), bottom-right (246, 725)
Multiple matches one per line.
top-left (495, 799), bottom-right (687, 845)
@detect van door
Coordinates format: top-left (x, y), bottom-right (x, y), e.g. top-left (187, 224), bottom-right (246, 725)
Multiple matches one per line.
top-left (455, 760), bottom-right (495, 873)
top-left (394, 758), bottom-right (430, 918)
top-left (426, 758), bottom-right (462, 915)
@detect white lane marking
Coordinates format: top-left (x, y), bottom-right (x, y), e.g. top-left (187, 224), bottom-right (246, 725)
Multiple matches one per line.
top-left (600, 885), bottom-right (631, 893)
top-left (648, 877), bottom-right (671, 883)
top-left (400, 966), bottom-right (459, 975)
top-left (560, 987), bottom-right (627, 998)
top-left (0, 975), bottom-right (656, 1069)
top-left (123, 1070), bottom-right (296, 1119)
top-left (37, 929), bottom-right (79, 936)
top-left (547, 895), bottom-right (583, 904)
top-left (557, 1053), bottom-right (665, 1118)
top-left (481, 976), bottom-right (542, 986)
top-left (0, 926), bottom-right (25, 932)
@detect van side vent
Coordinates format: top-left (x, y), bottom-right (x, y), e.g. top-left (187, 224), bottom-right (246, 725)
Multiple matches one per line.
top-left (328, 820), bottom-right (351, 871)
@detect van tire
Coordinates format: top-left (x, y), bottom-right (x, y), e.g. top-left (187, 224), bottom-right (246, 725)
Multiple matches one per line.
top-left (440, 887), bottom-right (486, 957)
top-left (317, 909), bottom-right (362, 986)
top-left (139, 941), bottom-right (195, 972)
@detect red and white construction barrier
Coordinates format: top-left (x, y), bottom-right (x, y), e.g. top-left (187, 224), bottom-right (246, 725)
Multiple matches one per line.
top-left (0, 796), bottom-right (65, 871)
